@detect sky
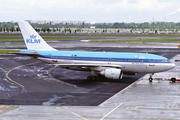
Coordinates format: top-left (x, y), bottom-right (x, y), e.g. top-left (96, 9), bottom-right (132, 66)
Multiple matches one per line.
top-left (0, 0), bottom-right (180, 23)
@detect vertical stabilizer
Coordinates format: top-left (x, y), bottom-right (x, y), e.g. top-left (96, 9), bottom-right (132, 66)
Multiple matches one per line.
top-left (18, 21), bottom-right (56, 51)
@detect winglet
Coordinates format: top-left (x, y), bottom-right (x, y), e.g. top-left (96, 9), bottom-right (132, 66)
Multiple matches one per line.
top-left (18, 21), bottom-right (57, 51)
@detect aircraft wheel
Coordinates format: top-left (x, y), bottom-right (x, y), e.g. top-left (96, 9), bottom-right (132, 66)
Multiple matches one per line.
top-left (87, 76), bottom-right (92, 81)
top-left (171, 78), bottom-right (176, 83)
top-left (149, 78), bottom-right (153, 82)
top-left (92, 76), bottom-right (97, 80)
top-left (98, 74), bottom-right (105, 80)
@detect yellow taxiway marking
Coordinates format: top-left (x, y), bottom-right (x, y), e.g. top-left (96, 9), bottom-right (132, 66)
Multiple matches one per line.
top-left (137, 106), bottom-right (180, 110)
top-left (0, 105), bottom-right (19, 115)
top-left (125, 106), bottom-right (180, 111)
top-left (71, 112), bottom-right (88, 120)
top-left (6, 61), bottom-right (40, 89)
top-left (6, 106), bottom-right (11, 108)
top-left (7, 93), bottom-right (11, 97)
top-left (6, 70), bottom-right (24, 88)
top-left (0, 105), bottom-right (11, 108)
top-left (126, 107), bottom-right (138, 110)
top-left (0, 105), bottom-right (5, 108)
top-left (56, 107), bottom-right (88, 120)
top-left (0, 67), bottom-right (3, 70)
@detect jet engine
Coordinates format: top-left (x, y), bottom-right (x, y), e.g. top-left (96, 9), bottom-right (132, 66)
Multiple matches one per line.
top-left (100, 68), bottom-right (123, 79)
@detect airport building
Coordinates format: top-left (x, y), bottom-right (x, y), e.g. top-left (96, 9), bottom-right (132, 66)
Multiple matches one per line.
top-left (62, 21), bottom-right (70, 24)
top-left (62, 21), bottom-right (86, 24)
top-left (26, 20), bottom-right (60, 24)
top-left (78, 21), bottom-right (86, 24)
top-left (70, 21), bottom-right (78, 24)
top-left (23, 20), bottom-right (86, 25)
top-left (51, 21), bottom-right (60, 25)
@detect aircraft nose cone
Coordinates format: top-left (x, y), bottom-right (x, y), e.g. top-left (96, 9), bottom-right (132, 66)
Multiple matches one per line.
top-left (166, 63), bottom-right (175, 70)
top-left (171, 63), bottom-right (176, 69)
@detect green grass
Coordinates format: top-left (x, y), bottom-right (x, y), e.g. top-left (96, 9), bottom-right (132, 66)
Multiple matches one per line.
top-left (1, 33), bottom-right (180, 37)
top-left (90, 38), bottom-right (180, 42)
top-left (0, 38), bottom-right (23, 41)
top-left (0, 33), bottom-right (180, 42)
top-left (0, 49), bottom-right (20, 54)
top-left (0, 43), bottom-right (25, 46)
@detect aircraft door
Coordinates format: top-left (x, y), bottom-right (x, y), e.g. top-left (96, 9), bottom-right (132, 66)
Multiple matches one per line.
top-left (108, 58), bottom-right (111, 64)
top-left (52, 54), bottom-right (58, 62)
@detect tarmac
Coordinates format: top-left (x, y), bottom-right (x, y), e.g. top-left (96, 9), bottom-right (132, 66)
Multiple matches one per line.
top-left (0, 43), bottom-right (180, 120)
top-left (0, 54), bottom-right (180, 120)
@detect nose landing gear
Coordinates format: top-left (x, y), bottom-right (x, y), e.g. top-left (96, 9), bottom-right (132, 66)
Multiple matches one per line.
top-left (149, 78), bottom-right (153, 82)
top-left (149, 74), bottom-right (154, 82)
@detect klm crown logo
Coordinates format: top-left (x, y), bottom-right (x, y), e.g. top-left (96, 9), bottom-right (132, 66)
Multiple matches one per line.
top-left (26, 34), bottom-right (41, 44)
top-left (30, 34), bottom-right (37, 39)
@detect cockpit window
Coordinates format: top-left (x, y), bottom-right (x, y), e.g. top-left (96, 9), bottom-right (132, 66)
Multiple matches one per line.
top-left (162, 59), bottom-right (170, 63)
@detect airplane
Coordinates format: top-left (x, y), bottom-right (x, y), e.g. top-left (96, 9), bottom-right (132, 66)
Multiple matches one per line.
top-left (9, 21), bottom-right (175, 82)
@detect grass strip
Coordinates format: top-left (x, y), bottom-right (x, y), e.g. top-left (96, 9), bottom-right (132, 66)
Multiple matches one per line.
top-left (90, 38), bottom-right (180, 42)
top-left (0, 43), bottom-right (25, 46)
top-left (0, 49), bottom-right (20, 54)
top-left (1, 33), bottom-right (180, 37)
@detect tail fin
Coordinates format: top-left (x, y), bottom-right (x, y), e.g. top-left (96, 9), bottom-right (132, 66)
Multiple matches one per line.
top-left (18, 21), bottom-right (57, 51)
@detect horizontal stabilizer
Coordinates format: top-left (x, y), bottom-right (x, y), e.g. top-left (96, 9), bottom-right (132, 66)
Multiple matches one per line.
top-left (8, 52), bottom-right (39, 58)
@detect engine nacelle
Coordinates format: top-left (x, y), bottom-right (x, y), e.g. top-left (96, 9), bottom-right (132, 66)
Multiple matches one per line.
top-left (100, 69), bottom-right (123, 79)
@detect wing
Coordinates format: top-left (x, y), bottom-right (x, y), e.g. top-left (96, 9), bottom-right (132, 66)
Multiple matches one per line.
top-left (53, 63), bottom-right (124, 69)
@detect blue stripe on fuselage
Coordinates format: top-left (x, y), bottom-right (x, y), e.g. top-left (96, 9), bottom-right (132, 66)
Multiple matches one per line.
top-left (39, 55), bottom-right (170, 63)
top-left (20, 50), bottom-right (171, 63)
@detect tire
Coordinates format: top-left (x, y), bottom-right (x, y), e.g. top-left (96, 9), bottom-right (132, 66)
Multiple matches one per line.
top-left (87, 76), bottom-right (92, 81)
top-left (171, 78), bottom-right (176, 83)
top-left (98, 74), bottom-right (105, 80)
top-left (92, 76), bottom-right (97, 80)
top-left (149, 78), bottom-right (153, 82)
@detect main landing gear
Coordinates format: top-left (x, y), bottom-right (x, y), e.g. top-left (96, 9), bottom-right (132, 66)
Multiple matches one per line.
top-left (87, 75), bottom-right (105, 81)
top-left (149, 74), bottom-right (154, 82)
top-left (87, 71), bottom-right (97, 81)
top-left (87, 76), bottom-right (97, 80)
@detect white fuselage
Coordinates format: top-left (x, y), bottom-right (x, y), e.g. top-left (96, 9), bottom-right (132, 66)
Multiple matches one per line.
top-left (37, 56), bottom-right (175, 74)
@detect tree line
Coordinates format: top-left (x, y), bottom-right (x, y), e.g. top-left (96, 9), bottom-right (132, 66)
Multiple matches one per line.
top-left (95, 22), bottom-right (180, 31)
top-left (0, 22), bottom-right (180, 32)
